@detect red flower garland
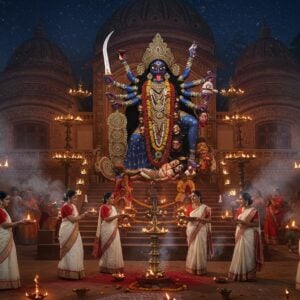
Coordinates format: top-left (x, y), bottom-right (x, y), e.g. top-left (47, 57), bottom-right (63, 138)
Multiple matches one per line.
top-left (141, 81), bottom-right (176, 168)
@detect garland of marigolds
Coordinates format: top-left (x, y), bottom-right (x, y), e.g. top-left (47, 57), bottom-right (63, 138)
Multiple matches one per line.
top-left (142, 80), bottom-right (176, 168)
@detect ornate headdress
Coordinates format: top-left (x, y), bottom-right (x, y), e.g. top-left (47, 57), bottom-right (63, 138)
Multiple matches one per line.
top-left (137, 33), bottom-right (180, 76)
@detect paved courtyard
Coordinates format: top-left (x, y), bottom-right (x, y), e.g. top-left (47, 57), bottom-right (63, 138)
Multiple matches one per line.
top-left (0, 245), bottom-right (299, 300)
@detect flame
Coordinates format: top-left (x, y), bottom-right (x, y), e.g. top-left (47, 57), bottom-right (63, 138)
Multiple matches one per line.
top-left (285, 288), bottom-right (289, 294)
top-left (26, 213), bottom-right (31, 221)
top-left (229, 189), bottom-right (236, 196)
top-left (225, 210), bottom-right (229, 217)
top-left (291, 220), bottom-right (296, 227)
top-left (149, 269), bottom-right (154, 276)
top-left (34, 275), bottom-right (39, 295)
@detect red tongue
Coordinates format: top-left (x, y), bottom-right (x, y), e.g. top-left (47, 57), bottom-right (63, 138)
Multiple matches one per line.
top-left (156, 74), bottom-right (162, 81)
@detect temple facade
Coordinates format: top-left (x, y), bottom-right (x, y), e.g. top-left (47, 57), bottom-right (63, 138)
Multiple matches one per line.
top-left (0, 0), bottom-right (299, 198)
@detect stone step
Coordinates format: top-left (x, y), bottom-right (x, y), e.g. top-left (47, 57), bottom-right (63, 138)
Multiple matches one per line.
top-left (81, 235), bottom-right (235, 244)
top-left (37, 243), bottom-right (236, 260)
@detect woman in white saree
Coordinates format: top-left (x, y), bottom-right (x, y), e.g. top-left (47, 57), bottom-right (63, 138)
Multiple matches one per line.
top-left (58, 190), bottom-right (89, 279)
top-left (93, 192), bottom-right (126, 273)
top-left (186, 190), bottom-right (213, 275)
top-left (296, 239), bottom-right (300, 290)
top-left (0, 191), bottom-right (27, 289)
top-left (228, 192), bottom-right (264, 281)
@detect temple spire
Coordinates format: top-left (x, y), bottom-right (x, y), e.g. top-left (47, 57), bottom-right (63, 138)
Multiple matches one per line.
top-left (34, 22), bottom-right (46, 39)
top-left (259, 20), bottom-right (272, 39)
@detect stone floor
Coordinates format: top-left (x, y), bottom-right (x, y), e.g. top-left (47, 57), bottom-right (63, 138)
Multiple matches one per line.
top-left (1, 244), bottom-right (299, 300)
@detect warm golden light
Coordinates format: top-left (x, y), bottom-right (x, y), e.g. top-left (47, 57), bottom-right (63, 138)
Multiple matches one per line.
top-left (220, 85), bottom-right (244, 98)
top-left (285, 288), bottom-right (289, 300)
top-left (294, 161), bottom-right (300, 169)
top-left (221, 210), bottom-right (232, 220)
top-left (222, 169), bottom-right (229, 175)
top-left (224, 151), bottom-right (256, 162)
top-left (25, 274), bottom-right (48, 299)
top-left (229, 189), bottom-right (236, 196)
top-left (52, 151), bottom-right (83, 161)
top-left (76, 178), bottom-right (85, 185)
top-left (54, 114), bottom-right (83, 123)
top-left (69, 82), bottom-right (92, 98)
top-left (223, 113), bottom-right (252, 123)
top-left (224, 179), bottom-right (230, 185)
top-left (81, 168), bottom-right (87, 175)
top-left (0, 159), bottom-right (8, 168)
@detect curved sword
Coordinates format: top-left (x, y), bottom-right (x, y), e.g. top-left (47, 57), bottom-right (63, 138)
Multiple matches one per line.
top-left (103, 31), bottom-right (114, 75)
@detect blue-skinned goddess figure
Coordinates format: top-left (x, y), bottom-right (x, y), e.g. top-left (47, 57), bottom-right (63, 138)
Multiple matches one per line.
top-left (104, 33), bottom-right (216, 171)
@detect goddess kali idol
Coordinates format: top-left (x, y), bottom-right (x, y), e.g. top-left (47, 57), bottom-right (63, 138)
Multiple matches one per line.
top-left (101, 32), bottom-right (217, 180)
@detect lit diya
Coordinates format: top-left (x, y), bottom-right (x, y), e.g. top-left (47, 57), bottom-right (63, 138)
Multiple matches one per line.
top-left (164, 292), bottom-right (176, 300)
top-left (112, 272), bottom-right (125, 281)
top-left (213, 276), bottom-right (228, 283)
top-left (285, 288), bottom-right (289, 300)
top-left (25, 275), bottom-right (48, 299)
top-left (24, 213), bottom-right (36, 223)
top-left (89, 207), bottom-right (97, 215)
top-left (221, 210), bottom-right (232, 220)
top-left (285, 220), bottom-right (299, 231)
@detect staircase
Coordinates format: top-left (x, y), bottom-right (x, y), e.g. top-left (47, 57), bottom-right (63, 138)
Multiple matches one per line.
top-left (79, 181), bottom-right (236, 260)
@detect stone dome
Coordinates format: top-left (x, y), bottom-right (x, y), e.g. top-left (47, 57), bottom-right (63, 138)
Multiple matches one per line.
top-left (6, 25), bottom-right (72, 75)
top-left (235, 25), bottom-right (297, 74)
top-left (95, 0), bottom-right (214, 54)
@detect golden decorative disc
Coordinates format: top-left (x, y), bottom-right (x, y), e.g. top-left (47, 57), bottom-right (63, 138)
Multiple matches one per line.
top-left (107, 111), bottom-right (127, 130)
top-left (98, 156), bottom-right (115, 181)
top-left (109, 142), bottom-right (127, 157)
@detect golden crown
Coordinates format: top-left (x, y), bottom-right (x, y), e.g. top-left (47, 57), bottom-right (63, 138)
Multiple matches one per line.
top-left (137, 33), bottom-right (180, 76)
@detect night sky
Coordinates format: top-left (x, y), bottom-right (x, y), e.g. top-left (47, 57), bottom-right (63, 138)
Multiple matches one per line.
top-left (0, 0), bottom-right (299, 96)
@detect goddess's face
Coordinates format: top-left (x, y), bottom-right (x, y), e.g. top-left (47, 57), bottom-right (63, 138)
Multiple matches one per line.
top-left (149, 60), bottom-right (167, 82)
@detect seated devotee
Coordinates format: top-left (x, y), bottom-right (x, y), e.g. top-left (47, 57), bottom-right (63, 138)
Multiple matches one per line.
top-left (264, 188), bottom-right (286, 244)
top-left (93, 192), bottom-right (126, 273)
top-left (0, 191), bottom-right (29, 289)
top-left (58, 189), bottom-right (89, 279)
top-left (185, 190), bottom-right (213, 275)
top-left (174, 175), bottom-right (195, 209)
top-left (113, 168), bottom-right (134, 208)
top-left (126, 157), bottom-right (187, 181)
top-left (228, 192), bottom-right (264, 281)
